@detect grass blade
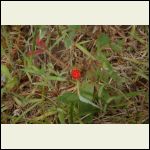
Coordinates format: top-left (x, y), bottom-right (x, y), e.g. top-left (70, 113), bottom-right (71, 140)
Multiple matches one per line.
top-left (30, 110), bottom-right (57, 121)
top-left (75, 43), bottom-right (96, 60)
top-left (13, 102), bottom-right (41, 123)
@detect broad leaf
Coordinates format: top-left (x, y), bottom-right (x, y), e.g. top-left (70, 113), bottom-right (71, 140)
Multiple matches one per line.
top-left (79, 101), bottom-right (99, 115)
top-left (58, 92), bottom-right (79, 104)
top-left (79, 82), bottom-right (94, 100)
top-left (78, 94), bottom-right (99, 109)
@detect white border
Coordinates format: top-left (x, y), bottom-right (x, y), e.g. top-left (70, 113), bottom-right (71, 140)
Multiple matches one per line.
top-left (1, 1), bottom-right (149, 25)
top-left (1, 124), bottom-right (149, 149)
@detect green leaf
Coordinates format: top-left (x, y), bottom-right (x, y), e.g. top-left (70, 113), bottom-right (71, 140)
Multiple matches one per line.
top-left (79, 82), bottom-right (94, 100)
top-left (22, 66), bottom-right (45, 75)
top-left (77, 81), bottom-right (99, 109)
top-left (64, 27), bottom-right (79, 49)
top-left (81, 113), bottom-right (94, 124)
top-left (58, 92), bottom-right (79, 104)
top-left (79, 101), bottom-right (99, 115)
top-left (69, 103), bottom-right (74, 123)
top-left (78, 94), bottom-right (99, 109)
top-left (101, 88), bottom-right (110, 103)
top-left (1, 64), bottom-right (11, 79)
top-left (5, 77), bottom-right (19, 91)
top-left (96, 33), bottom-right (110, 49)
top-left (69, 31), bottom-right (76, 39)
top-left (98, 84), bottom-right (105, 98)
top-left (98, 52), bottom-right (112, 70)
top-left (64, 36), bottom-right (72, 48)
top-left (58, 109), bottom-right (65, 124)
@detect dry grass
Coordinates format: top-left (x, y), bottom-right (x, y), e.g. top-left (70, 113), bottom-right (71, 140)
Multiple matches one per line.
top-left (1, 25), bottom-right (149, 124)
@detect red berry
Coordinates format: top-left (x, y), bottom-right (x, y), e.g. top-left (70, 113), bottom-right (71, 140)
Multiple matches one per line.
top-left (71, 68), bottom-right (81, 80)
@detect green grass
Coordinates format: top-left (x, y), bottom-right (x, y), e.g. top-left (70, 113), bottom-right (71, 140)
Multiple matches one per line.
top-left (1, 25), bottom-right (149, 124)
